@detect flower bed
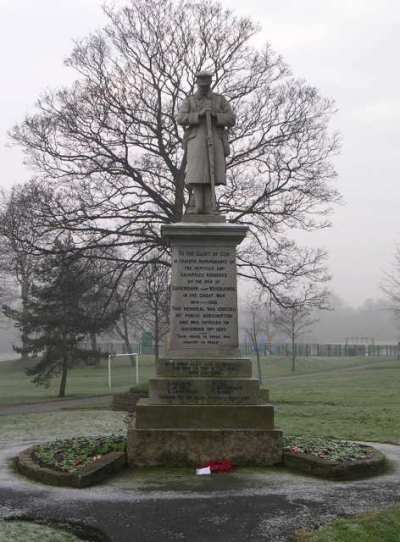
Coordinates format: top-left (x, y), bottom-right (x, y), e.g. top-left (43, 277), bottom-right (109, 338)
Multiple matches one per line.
top-left (16, 433), bottom-right (386, 487)
top-left (283, 435), bottom-right (386, 479)
top-left (16, 435), bottom-right (127, 487)
top-left (32, 435), bottom-right (126, 472)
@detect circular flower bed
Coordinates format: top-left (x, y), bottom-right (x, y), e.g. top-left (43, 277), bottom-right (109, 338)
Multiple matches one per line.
top-left (283, 435), bottom-right (386, 479)
top-left (32, 435), bottom-right (126, 473)
top-left (16, 434), bottom-right (127, 487)
top-left (283, 435), bottom-right (376, 462)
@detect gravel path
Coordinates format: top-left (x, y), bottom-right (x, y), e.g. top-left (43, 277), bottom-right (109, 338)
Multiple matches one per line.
top-left (1, 439), bottom-right (400, 541)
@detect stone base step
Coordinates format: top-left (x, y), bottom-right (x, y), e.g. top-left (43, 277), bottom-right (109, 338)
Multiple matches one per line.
top-left (135, 399), bottom-right (274, 429)
top-left (128, 423), bottom-right (283, 467)
top-left (149, 377), bottom-right (260, 404)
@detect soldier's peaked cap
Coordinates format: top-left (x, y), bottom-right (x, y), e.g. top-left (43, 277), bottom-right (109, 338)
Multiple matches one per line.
top-left (196, 71), bottom-right (213, 79)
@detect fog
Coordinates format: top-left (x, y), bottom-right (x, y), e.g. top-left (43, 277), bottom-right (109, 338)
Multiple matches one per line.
top-left (1, 0), bottom-right (399, 310)
top-left (1, 292), bottom-right (397, 358)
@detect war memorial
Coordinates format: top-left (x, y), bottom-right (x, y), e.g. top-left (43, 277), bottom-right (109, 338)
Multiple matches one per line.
top-left (127, 72), bottom-right (282, 466)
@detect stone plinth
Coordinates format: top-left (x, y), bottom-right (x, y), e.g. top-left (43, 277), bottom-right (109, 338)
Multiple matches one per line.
top-left (128, 428), bottom-right (282, 467)
top-left (127, 220), bottom-right (282, 467)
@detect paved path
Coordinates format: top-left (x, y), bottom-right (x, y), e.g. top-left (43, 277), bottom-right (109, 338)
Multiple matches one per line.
top-left (1, 440), bottom-right (400, 541)
top-left (0, 396), bottom-right (112, 416)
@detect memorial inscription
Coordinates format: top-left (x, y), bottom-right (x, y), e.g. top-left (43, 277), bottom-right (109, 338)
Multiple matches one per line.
top-left (169, 244), bottom-right (238, 350)
top-left (149, 377), bottom-right (257, 404)
top-left (157, 358), bottom-right (252, 378)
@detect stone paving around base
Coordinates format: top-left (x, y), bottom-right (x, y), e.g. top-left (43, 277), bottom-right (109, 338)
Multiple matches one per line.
top-left (1, 437), bottom-right (400, 542)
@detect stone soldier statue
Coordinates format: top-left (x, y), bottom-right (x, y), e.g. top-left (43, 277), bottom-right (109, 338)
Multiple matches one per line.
top-left (176, 71), bottom-right (235, 215)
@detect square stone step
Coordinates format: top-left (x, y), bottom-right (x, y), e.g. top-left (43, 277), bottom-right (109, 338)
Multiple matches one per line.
top-left (128, 423), bottom-right (283, 467)
top-left (149, 377), bottom-right (260, 404)
top-left (157, 357), bottom-right (252, 378)
top-left (135, 399), bottom-right (274, 429)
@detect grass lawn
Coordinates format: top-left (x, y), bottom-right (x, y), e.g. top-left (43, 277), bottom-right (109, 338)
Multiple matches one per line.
top-left (296, 507), bottom-right (400, 541)
top-left (0, 354), bottom-right (399, 444)
top-left (0, 355), bottom-right (156, 405)
top-left (264, 357), bottom-right (400, 443)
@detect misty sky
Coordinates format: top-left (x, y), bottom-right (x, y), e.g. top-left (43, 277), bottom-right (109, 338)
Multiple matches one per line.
top-left (1, 0), bottom-right (399, 307)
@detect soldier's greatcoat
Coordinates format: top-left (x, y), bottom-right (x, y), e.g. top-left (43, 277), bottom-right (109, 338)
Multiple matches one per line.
top-left (176, 90), bottom-right (235, 186)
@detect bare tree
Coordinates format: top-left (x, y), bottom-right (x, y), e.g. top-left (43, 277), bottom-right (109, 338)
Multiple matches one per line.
top-left (133, 263), bottom-right (170, 362)
top-left (113, 262), bottom-right (170, 362)
top-left (0, 275), bottom-right (15, 311)
top-left (272, 286), bottom-right (330, 372)
top-left (243, 295), bottom-right (265, 384)
top-left (77, 248), bottom-right (124, 363)
top-left (0, 183), bottom-right (48, 356)
top-left (113, 269), bottom-right (147, 365)
top-left (9, 0), bottom-right (340, 303)
top-left (381, 245), bottom-right (400, 336)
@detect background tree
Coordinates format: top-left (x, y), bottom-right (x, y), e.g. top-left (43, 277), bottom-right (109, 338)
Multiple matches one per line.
top-left (79, 247), bottom-right (125, 362)
top-left (135, 263), bottom-right (170, 362)
top-left (381, 245), bottom-right (400, 345)
top-left (272, 286), bottom-right (330, 372)
top-left (3, 237), bottom-right (120, 397)
top-left (243, 294), bottom-right (265, 384)
top-left (10, 0), bottom-right (340, 303)
top-left (381, 245), bottom-right (400, 318)
top-left (112, 267), bottom-right (149, 366)
top-left (112, 261), bottom-right (170, 363)
top-left (0, 182), bottom-right (49, 357)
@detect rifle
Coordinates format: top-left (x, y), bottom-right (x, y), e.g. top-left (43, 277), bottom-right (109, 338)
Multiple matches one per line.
top-left (205, 107), bottom-right (217, 212)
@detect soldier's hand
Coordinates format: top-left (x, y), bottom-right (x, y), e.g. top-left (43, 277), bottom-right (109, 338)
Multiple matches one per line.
top-left (199, 105), bottom-right (212, 116)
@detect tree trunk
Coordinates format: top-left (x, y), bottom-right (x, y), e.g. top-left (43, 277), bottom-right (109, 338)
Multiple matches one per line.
top-left (89, 331), bottom-right (100, 366)
top-left (90, 332), bottom-right (97, 352)
top-left (20, 275), bottom-right (30, 360)
top-left (59, 353), bottom-right (68, 397)
top-left (291, 331), bottom-right (296, 373)
top-left (115, 313), bottom-right (136, 367)
top-left (122, 312), bottom-right (136, 367)
top-left (291, 311), bottom-right (296, 372)
top-left (256, 349), bottom-right (263, 384)
top-left (154, 300), bottom-right (160, 362)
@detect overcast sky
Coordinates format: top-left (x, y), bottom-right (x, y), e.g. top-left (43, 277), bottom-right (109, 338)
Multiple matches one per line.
top-left (1, 0), bottom-right (399, 307)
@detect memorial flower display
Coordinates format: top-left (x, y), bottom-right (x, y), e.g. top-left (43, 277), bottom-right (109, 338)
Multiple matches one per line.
top-left (283, 435), bottom-right (377, 463)
top-left (32, 435), bottom-right (126, 473)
